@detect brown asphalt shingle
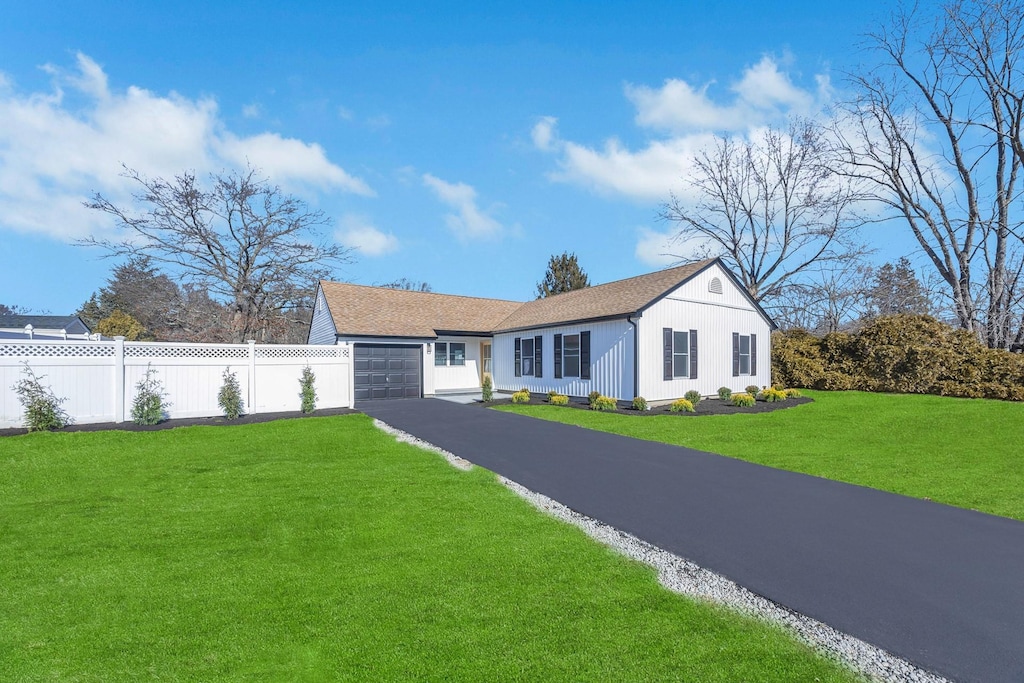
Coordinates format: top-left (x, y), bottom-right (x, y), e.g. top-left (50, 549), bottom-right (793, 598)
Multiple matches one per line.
top-left (319, 258), bottom-right (717, 337)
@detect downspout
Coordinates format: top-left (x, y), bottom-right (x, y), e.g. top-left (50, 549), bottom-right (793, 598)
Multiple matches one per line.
top-left (627, 314), bottom-right (639, 399)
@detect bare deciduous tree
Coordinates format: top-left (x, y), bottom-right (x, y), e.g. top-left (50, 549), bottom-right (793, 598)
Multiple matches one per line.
top-left (83, 167), bottom-right (353, 343)
top-left (770, 260), bottom-right (873, 334)
top-left (834, 0), bottom-right (1024, 348)
top-left (661, 119), bottom-right (866, 308)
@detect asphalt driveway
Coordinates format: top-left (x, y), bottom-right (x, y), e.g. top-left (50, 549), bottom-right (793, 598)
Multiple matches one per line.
top-left (360, 398), bottom-right (1024, 683)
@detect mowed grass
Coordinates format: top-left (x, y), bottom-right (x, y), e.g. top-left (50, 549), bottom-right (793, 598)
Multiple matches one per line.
top-left (0, 415), bottom-right (855, 681)
top-left (499, 390), bottom-right (1024, 521)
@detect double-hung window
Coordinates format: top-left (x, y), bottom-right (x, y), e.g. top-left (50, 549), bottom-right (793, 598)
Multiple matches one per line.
top-left (673, 331), bottom-right (689, 377)
top-left (732, 333), bottom-right (757, 376)
top-left (434, 342), bottom-right (466, 366)
top-left (663, 328), bottom-right (697, 380)
top-left (434, 342), bottom-right (448, 366)
top-left (521, 337), bottom-right (535, 376)
top-left (563, 334), bottom-right (580, 377)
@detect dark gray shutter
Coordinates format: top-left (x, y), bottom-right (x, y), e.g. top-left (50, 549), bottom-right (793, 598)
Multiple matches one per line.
top-left (534, 335), bottom-right (543, 378)
top-left (689, 329), bottom-right (698, 379)
top-left (514, 337), bottom-right (521, 377)
top-left (553, 333), bottom-right (562, 379)
top-left (732, 333), bottom-right (740, 377)
top-left (750, 333), bottom-right (757, 375)
top-left (580, 330), bottom-right (591, 380)
top-left (663, 328), bottom-right (673, 380)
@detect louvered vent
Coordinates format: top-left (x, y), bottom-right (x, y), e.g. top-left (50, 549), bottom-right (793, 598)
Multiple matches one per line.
top-left (709, 277), bottom-right (723, 294)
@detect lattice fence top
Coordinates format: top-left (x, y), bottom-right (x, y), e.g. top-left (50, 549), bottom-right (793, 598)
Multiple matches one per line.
top-left (0, 342), bottom-right (115, 358)
top-left (124, 344), bottom-right (249, 359)
top-left (256, 345), bottom-right (341, 359)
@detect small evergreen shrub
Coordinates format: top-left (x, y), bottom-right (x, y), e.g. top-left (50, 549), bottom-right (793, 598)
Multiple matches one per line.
top-left (218, 367), bottom-right (244, 419)
top-left (481, 374), bottom-right (493, 402)
top-left (588, 390), bottom-right (601, 406)
top-left (299, 366), bottom-right (317, 414)
top-left (132, 365), bottom-right (169, 425)
top-left (731, 392), bottom-right (756, 407)
top-left (784, 388), bottom-right (803, 398)
top-left (717, 386), bottom-right (732, 401)
top-left (511, 390), bottom-right (531, 403)
top-left (547, 389), bottom-right (559, 399)
top-left (759, 387), bottom-right (788, 402)
top-left (13, 362), bottom-right (70, 431)
top-left (684, 390), bottom-right (702, 406)
top-left (549, 393), bottom-right (569, 406)
top-left (669, 398), bottom-right (695, 413)
top-left (590, 395), bottom-right (617, 411)
top-left (745, 385), bottom-right (760, 396)
top-left (631, 396), bottom-right (648, 411)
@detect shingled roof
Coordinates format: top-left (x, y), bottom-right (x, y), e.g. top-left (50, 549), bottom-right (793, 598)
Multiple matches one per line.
top-left (0, 314), bottom-right (90, 332)
top-left (319, 259), bottom-right (725, 338)
top-left (492, 259), bottom-right (717, 332)
top-left (318, 281), bottom-right (523, 338)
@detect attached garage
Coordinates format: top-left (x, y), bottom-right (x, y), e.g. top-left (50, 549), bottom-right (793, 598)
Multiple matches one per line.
top-left (353, 344), bottom-right (422, 401)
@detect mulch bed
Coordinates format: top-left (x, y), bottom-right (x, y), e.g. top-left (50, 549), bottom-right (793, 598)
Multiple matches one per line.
top-left (468, 393), bottom-right (814, 416)
top-left (0, 407), bottom-right (358, 438)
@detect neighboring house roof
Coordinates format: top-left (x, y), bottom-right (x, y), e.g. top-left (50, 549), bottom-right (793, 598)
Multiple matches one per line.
top-left (318, 281), bottom-right (523, 338)
top-left (0, 314), bottom-right (90, 332)
top-left (492, 259), bottom-right (718, 332)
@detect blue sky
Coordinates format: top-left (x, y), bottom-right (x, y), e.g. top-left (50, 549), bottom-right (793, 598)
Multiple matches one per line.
top-left (0, 1), bottom-right (908, 313)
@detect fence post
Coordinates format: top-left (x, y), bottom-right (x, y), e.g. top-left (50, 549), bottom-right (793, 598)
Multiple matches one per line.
top-left (343, 342), bottom-right (355, 408)
top-left (247, 340), bottom-right (257, 415)
top-left (114, 336), bottom-right (125, 423)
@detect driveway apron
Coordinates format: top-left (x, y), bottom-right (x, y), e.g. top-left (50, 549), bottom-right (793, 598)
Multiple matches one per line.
top-left (359, 398), bottom-right (1024, 683)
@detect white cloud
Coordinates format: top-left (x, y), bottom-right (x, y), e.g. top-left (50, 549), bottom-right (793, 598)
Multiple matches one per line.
top-left (536, 54), bottom-right (830, 202)
top-left (635, 226), bottom-right (712, 267)
top-left (0, 52), bottom-right (373, 241)
top-left (242, 103), bottom-right (262, 119)
top-left (337, 105), bottom-right (354, 121)
top-left (422, 173), bottom-right (503, 240)
top-left (336, 215), bottom-right (399, 256)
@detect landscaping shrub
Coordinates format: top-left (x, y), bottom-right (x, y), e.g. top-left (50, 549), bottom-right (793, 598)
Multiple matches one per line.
top-left (13, 362), bottom-right (70, 431)
top-left (588, 390), bottom-right (601, 406)
top-left (511, 390), bottom-right (531, 403)
top-left (218, 367), bottom-right (243, 419)
top-left (549, 393), bottom-right (569, 406)
top-left (548, 389), bottom-right (559, 399)
top-left (299, 366), bottom-right (317, 414)
top-left (784, 388), bottom-right (803, 398)
top-left (481, 374), bottom-right (493, 402)
top-left (684, 390), bottom-right (702, 406)
top-left (745, 384), bottom-right (760, 396)
top-left (132, 365), bottom-right (169, 425)
top-left (731, 392), bottom-right (756, 407)
top-left (770, 329), bottom-right (827, 389)
top-left (759, 387), bottom-right (788, 402)
top-left (590, 395), bottom-right (618, 411)
top-left (631, 396), bottom-right (648, 411)
top-left (717, 386), bottom-right (732, 401)
top-left (669, 398), bottom-right (695, 413)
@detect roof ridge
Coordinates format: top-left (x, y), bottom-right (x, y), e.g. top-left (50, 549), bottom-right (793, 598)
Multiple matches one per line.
top-left (319, 280), bottom-right (524, 305)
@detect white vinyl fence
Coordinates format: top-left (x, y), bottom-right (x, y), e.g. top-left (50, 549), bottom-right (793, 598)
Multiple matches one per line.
top-left (0, 338), bottom-right (353, 428)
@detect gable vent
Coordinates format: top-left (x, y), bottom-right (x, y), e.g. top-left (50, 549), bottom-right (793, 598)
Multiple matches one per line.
top-left (708, 277), bottom-right (723, 294)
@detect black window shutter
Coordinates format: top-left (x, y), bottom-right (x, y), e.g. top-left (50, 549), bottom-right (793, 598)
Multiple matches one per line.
top-left (553, 334), bottom-right (562, 379)
top-left (732, 333), bottom-right (740, 377)
top-left (689, 329), bottom-right (698, 379)
top-left (663, 328), bottom-right (673, 380)
top-left (514, 337), bottom-right (522, 377)
top-left (750, 333), bottom-right (757, 376)
top-left (580, 331), bottom-right (591, 380)
top-left (534, 335), bottom-right (543, 378)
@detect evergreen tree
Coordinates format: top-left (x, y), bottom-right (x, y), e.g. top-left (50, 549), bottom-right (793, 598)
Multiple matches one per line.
top-left (95, 310), bottom-right (147, 340)
top-left (866, 257), bottom-right (931, 318)
top-left (536, 252), bottom-right (590, 299)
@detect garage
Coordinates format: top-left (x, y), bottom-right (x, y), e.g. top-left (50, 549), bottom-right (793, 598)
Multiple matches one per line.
top-left (353, 344), bottom-right (422, 400)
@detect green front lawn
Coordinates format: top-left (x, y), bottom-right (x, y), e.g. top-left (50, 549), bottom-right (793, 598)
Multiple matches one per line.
top-left (498, 390), bottom-right (1024, 521)
top-left (0, 416), bottom-right (854, 681)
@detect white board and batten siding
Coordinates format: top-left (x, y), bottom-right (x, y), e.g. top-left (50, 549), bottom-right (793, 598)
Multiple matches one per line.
top-left (433, 336), bottom-right (488, 393)
top-left (637, 262), bottom-right (772, 401)
top-left (307, 286), bottom-right (339, 345)
top-left (493, 319), bottom-right (635, 400)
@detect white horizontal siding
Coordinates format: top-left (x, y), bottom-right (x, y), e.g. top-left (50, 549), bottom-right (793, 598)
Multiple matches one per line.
top-left (307, 286), bottom-right (339, 345)
top-left (637, 262), bottom-right (772, 401)
top-left (493, 319), bottom-right (635, 400)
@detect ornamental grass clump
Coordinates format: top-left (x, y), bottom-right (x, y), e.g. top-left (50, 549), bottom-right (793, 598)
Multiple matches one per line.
top-left (631, 396), bottom-right (648, 411)
top-left (481, 374), bottom-right (493, 402)
top-left (684, 390), bottom-right (702, 406)
top-left (731, 392), bottom-right (756, 407)
top-left (549, 393), bottom-right (569, 406)
top-left (218, 367), bottom-right (244, 419)
top-left (299, 366), bottom-right (317, 414)
top-left (590, 395), bottom-right (617, 411)
top-left (511, 390), bottom-right (531, 403)
top-left (13, 362), bottom-right (71, 431)
top-left (132, 365), bottom-right (169, 425)
top-left (717, 386), bottom-right (732, 401)
top-left (759, 387), bottom-right (788, 403)
top-left (669, 398), bottom-right (695, 413)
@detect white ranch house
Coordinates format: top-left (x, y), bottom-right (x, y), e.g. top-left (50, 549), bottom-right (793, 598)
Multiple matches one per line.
top-left (310, 258), bottom-right (775, 402)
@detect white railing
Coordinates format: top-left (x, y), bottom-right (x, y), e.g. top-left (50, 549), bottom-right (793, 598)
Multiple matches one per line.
top-left (0, 338), bottom-right (353, 428)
